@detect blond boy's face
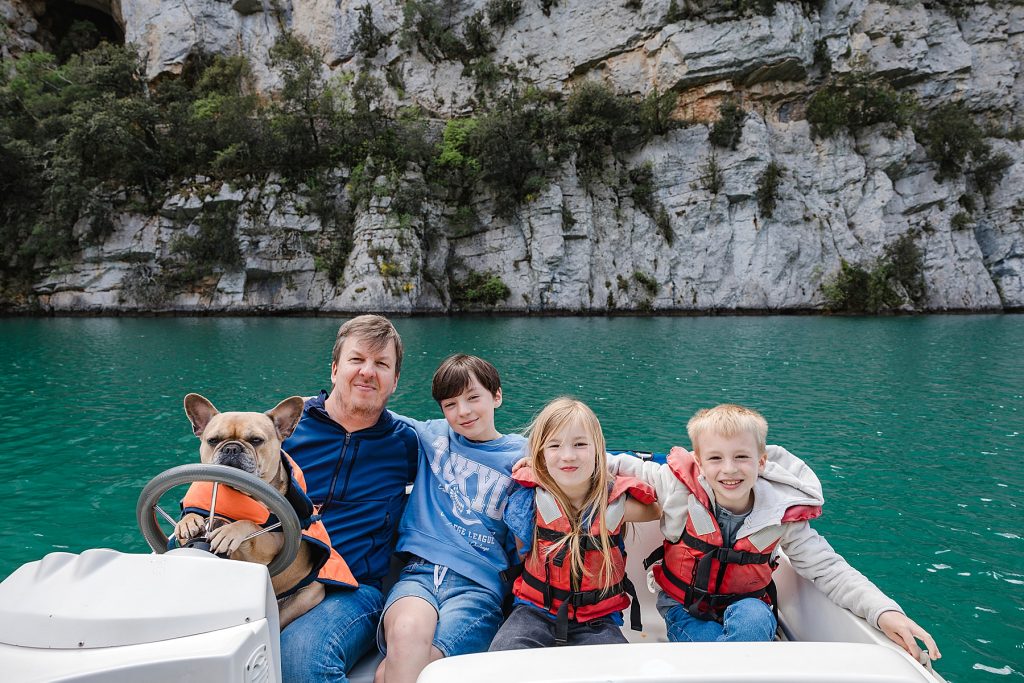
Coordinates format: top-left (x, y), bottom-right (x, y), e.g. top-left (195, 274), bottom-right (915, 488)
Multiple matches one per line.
top-left (693, 431), bottom-right (767, 514)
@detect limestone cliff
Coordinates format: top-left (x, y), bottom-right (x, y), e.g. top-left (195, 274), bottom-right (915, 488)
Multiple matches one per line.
top-left (3, 0), bottom-right (1022, 313)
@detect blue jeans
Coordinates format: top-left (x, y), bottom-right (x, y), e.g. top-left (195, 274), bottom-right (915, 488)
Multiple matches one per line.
top-left (657, 592), bottom-right (777, 642)
top-left (489, 604), bottom-right (627, 650)
top-left (280, 584), bottom-right (384, 682)
top-left (377, 558), bottom-right (503, 657)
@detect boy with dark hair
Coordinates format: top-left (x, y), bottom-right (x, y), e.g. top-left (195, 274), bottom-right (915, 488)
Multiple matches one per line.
top-left (376, 354), bottom-right (524, 683)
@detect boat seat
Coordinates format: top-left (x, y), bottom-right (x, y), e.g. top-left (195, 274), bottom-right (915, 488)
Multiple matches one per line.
top-left (345, 521), bottom-right (668, 682)
top-left (343, 519), bottom-right (940, 682)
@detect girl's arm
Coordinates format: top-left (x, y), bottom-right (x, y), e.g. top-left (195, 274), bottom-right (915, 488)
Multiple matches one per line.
top-left (623, 497), bottom-right (661, 523)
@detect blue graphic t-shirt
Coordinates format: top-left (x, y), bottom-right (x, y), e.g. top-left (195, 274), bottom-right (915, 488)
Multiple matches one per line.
top-left (391, 412), bottom-right (525, 601)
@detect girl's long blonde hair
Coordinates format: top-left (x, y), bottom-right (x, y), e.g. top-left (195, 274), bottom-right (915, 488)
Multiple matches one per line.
top-left (526, 397), bottom-right (617, 587)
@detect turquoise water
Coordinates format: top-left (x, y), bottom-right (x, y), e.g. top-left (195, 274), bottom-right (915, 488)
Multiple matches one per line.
top-left (0, 315), bottom-right (1021, 680)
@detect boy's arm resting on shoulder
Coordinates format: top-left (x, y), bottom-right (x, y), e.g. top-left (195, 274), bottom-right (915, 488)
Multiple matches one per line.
top-left (781, 523), bottom-right (940, 661)
top-left (606, 452), bottom-right (682, 503)
top-left (387, 410), bottom-right (431, 430)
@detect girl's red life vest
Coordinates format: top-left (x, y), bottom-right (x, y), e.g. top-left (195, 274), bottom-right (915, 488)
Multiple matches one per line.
top-left (650, 447), bottom-right (821, 621)
top-left (181, 451), bottom-right (357, 593)
top-left (512, 469), bottom-right (656, 642)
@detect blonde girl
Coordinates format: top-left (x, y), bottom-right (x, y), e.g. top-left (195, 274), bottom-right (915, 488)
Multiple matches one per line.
top-left (489, 397), bottom-right (659, 650)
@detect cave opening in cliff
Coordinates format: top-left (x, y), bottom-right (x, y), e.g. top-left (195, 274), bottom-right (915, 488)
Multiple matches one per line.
top-left (36, 0), bottom-right (125, 61)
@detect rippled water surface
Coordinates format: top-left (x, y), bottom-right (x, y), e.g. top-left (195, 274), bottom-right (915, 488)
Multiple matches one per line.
top-left (1, 315), bottom-right (1021, 681)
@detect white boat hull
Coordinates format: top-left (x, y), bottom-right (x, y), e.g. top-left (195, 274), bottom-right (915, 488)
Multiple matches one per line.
top-left (0, 521), bottom-right (943, 682)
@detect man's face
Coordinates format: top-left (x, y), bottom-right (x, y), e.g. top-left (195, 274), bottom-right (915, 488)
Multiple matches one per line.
top-left (330, 336), bottom-right (399, 419)
top-left (693, 431), bottom-right (767, 514)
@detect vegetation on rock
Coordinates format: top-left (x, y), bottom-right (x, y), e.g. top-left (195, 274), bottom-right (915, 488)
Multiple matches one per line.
top-left (807, 73), bottom-right (915, 138)
top-left (451, 269), bottom-right (511, 306)
top-left (756, 161), bottom-right (784, 218)
top-left (709, 99), bottom-right (745, 149)
top-left (823, 233), bottom-right (925, 313)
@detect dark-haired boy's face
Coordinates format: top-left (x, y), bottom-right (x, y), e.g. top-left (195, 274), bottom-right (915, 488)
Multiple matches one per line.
top-left (439, 376), bottom-right (501, 442)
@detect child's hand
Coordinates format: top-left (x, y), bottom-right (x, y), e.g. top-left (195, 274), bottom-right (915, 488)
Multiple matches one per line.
top-left (877, 610), bottom-right (941, 663)
top-left (512, 457), bottom-right (529, 474)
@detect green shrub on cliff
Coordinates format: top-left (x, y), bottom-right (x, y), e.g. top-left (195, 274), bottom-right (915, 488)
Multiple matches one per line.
top-left (807, 73), bottom-right (915, 138)
top-left (451, 270), bottom-right (511, 306)
top-left (156, 53), bottom-right (263, 179)
top-left (168, 203), bottom-right (244, 280)
top-left (0, 45), bottom-right (162, 277)
top-left (401, 0), bottom-right (493, 63)
top-left (461, 87), bottom-right (560, 212)
top-left (355, 4), bottom-right (389, 59)
top-left (756, 161), bottom-right (784, 218)
top-left (823, 233), bottom-right (924, 313)
top-left (486, 0), bottom-right (522, 27)
top-left (918, 102), bottom-right (1012, 194)
top-left (563, 80), bottom-right (640, 181)
top-left (709, 99), bottom-right (745, 149)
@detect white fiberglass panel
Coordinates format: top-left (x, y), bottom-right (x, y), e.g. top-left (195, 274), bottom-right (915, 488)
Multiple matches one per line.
top-left (0, 549), bottom-right (276, 648)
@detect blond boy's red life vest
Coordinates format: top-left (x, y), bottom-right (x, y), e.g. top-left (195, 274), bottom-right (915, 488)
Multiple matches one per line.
top-left (512, 470), bottom-right (656, 642)
top-left (181, 451), bottom-right (357, 594)
top-left (650, 448), bottom-right (820, 621)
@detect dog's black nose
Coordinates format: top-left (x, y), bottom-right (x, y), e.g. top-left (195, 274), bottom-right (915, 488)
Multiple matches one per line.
top-left (219, 442), bottom-right (244, 457)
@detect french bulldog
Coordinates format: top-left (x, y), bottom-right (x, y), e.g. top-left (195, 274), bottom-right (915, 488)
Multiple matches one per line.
top-left (175, 393), bottom-right (325, 628)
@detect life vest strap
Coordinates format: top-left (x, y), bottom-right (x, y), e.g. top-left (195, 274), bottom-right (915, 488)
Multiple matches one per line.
top-left (535, 527), bottom-right (623, 568)
top-left (660, 560), bottom-right (774, 622)
top-left (520, 569), bottom-right (641, 643)
top-left (521, 567), bottom-right (627, 607)
top-left (500, 562), bottom-right (524, 584)
top-left (680, 530), bottom-right (774, 565)
top-left (643, 545), bottom-right (665, 570)
top-left (535, 527), bottom-right (622, 551)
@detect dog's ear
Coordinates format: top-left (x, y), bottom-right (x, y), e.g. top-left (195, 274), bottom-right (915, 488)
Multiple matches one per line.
top-left (184, 393), bottom-right (219, 437)
top-left (266, 396), bottom-right (305, 441)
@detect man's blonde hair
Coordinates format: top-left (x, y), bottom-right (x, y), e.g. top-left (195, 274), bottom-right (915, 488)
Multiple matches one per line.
top-left (687, 404), bottom-right (768, 454)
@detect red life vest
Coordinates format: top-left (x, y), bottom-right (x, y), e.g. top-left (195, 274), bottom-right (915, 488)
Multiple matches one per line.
top-left (512, 470), bottom-right (656, 642)
top-left (650, 447), bottom-right (820, 621)
top-left (181, 451), bottom-right (357, 594)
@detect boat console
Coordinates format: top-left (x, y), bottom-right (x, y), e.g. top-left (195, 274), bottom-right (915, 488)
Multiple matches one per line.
top-left (0, 549), bottom-right (280, 682)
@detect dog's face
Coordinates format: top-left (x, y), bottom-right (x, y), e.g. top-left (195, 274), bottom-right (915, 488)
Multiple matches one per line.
top-left (184, 394), bottom-right (305, 484)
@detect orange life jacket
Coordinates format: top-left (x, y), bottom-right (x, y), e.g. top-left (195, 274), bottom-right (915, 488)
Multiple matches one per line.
top-left (512, 470), bottom-right (656, 643)
top-left (650, 448), bottom-right (820, 621)
top-left (181, 451), bottom-right (357, 594)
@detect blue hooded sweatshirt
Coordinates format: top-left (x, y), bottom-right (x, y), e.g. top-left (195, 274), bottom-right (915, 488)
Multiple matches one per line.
top-left (283, 391), bottom-right (420, 588)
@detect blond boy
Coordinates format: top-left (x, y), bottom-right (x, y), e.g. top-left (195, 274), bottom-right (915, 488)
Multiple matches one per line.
top-left (609, 404), bottom-right (940, 660)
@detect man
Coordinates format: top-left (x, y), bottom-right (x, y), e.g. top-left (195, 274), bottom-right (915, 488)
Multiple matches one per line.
top-left (280, 315), bottom-right (420, 682)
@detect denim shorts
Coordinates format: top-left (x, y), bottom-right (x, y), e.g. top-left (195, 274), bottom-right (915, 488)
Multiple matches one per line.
top-left (377, 557), bottom-right (504, 657)
top-left (657, 590), bottom-right (776, 643)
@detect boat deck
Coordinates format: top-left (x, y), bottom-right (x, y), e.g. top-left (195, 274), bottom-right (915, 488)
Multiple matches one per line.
top-left (348, 520), bottom-right (943, 682)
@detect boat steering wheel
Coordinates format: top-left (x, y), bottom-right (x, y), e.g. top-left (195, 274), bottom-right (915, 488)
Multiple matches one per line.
top-left (136, 463), bottom-right (301, 577)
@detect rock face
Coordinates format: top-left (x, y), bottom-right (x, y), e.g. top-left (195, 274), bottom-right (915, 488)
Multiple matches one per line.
top-left (8, 0), bottom-right (1024, 313)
